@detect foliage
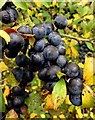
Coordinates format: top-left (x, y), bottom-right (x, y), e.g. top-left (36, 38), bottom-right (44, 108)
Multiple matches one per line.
top-left (0, 0), bottom-right (95, 119)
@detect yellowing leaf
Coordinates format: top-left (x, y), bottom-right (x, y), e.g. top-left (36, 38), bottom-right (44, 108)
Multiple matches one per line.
top-left (4, 86), bottom-right (10, 104)
top-left (29, 37), bottom-right (35, 46)
top-left (44, 94), bottom-right (54, 110)
top-left (71, 46), bottom-right (78, 57)
top-left (30, 113), bottom-right (37, 118)
top-left (84, 15), bottom-right (93, 20)
top-left (52, 79), bottom-right (67, 110)
top-left (6, 109), bottom-right (18, 119)
top-left (83, 32), bottom-right (90, 39)
top-left (83, 56), bottom-right (95, 85)
top-left (33, 0), bottom-right (41, 7)
top-left (0, 30), bottom-right (10, 44)
top-left (0, 62), bottom-right (8, 72)
top-left (82, 85), bottom-right (94, 108)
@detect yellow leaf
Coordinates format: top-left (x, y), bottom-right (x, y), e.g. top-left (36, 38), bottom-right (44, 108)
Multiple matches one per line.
top-left (0, 30), bottom-right (10, 44)
top-left (0, 61), bottom-right (8, 72)
top-left (83, 32), bottom-right (90, 39)
top-left (68, 19), bottom-right (73, 25)
top-left (71, 46), bottom-right (78, 57)
top-left (57, 72), bottom-right (65, 79)
top-left (66, 48), bottom-right (71, 55)
top-left (40, 114), bottom-right (46, 118)
top-left (73, 14), bottom-right (80, 19)
top-left (70, 39), bottom-right (78, 46)
top-left (84, 15), bottom-right (93, 20)
top-left (4, 86), bottom-right (10, 104)
top-left (59, 114), bottom-right (65, 119)
top-left (82, 85), bottom-right (94, 108)
top-left (83, 56), bottom-right (95, 85)
top-left (65, 95), bottom-right (72, 105)
top-left (29, 37), bottom-right (35, 46)
top-left (52, 0), bottom-right (56, 6)
top-left (75, 107), bottom-right (83, 118)
top-left (78, 63), bottom-right (84, 68)
top-left (33, 0), bottom-right (41, 7)
top-left (30, 113), bottom-right (37, 118)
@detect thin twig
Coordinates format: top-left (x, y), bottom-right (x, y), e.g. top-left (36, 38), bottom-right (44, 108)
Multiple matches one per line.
top-left (60, 33), bottom-right (94, 42)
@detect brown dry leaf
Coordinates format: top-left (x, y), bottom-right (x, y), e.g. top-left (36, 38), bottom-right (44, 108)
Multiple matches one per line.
top-left (20, 104), bottom-right (29, 118)
top-left (6, 109), bottom-right (18, 119)
top-left (4, 28), bottom-right (17, 34)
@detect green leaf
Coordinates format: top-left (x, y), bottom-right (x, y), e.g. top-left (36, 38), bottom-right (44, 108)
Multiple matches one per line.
top-left (25, 92), bottom-right (42, 114)
top-left (85, 42), bottom-right (94, 51)
top-left (81, 6), bottom-right (89, 17)
top-left (52, 78), bottom-right (67, 109)
top-left (32, 17), bottom-right (40, 24)
top-left (0, 85), bottom-right (5, 112)
top-left (12, 1), bottom-right (28, 10)
top-left (42, 2), bottom-right (51, 8)
top-left (7, 72), bottom-right (19, 87)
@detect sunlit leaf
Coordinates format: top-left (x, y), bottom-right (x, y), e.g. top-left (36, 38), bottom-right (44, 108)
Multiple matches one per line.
top-left (33, 0), bottom-right (42, 7)
top-left (71, 46), bottom-right (78, 57)
top-left (0, 30), bottom-right (10, 44)
top-left (75, 107), bottom-right (83, 118)
top-left (85, 42), bottom-right (94, 51)
top-left (52, 78), bottom-right (67, 109)
top-left (82, 85), bottom-right (94, 108)
top-left (30, 113), bottom-right (37, 119)
top-left (0, 0), bottom-right (7, 8)
top-left (12, 1), bottom-right (28, 10)
top-left (83, 32), bottom-right (90, 39)
top-left (0, 85), bottom-right (5, 112)
top-left (83, 56), bottom-right (95, 85)
top-left (84, 15), bottom-right (93, 20)
top-left (0, 61), bottom-right (8, 72)
top-left (52, 0), bottom-right (57, 6)
top-left (80, 6), bottom-right (89, 16)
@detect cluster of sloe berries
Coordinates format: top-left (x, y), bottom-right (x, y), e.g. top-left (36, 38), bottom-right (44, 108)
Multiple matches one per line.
top-left (1, 2), bottom-right (84, 112)
top-left (0, 2), bottom-right (18, 24)
top-left (64, 62), bottom-right (83, 106)
top-left (79, 42), bottom-right (92, 64)
top-left (6, 86), bottom-right (28, 116)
